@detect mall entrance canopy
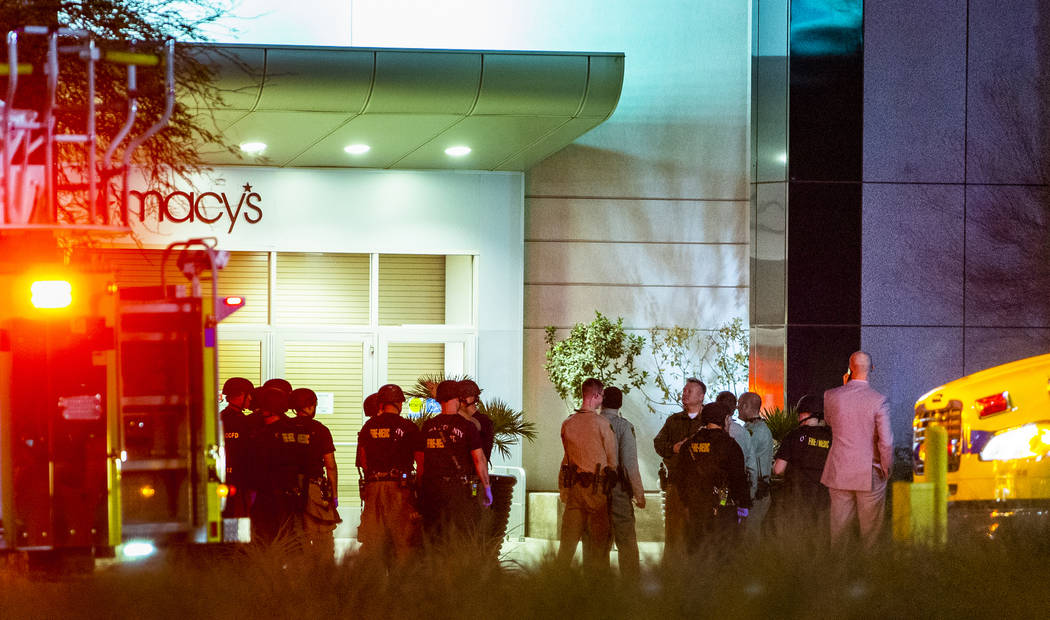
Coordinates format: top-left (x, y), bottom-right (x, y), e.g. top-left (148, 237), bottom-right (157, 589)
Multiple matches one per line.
top-left (186, 43), bottom-right (624, 171)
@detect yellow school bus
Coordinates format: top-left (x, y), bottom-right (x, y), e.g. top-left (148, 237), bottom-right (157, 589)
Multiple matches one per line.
top-left (913, 353), bottom-right (1050, 512)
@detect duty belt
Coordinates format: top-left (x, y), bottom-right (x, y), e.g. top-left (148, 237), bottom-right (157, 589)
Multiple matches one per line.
top-left (363, 469), bottom-right (412, 483)
top-left (424, 473), bottom-right (477, 485)
top-left (559, 463), bottom-right (618, 493)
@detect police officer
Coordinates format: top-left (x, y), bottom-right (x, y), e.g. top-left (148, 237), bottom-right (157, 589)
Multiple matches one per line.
top-left (415, 380), bottom-right (492, 544)
top-left (680, 402), bottom-right (751, 554)
top-left (597, 386), bottom-right (645, 579)
top-left (245, 386), bottom-right (301, 546)
top-left (288, 387), bottom-right (338, 558)
top-left (357, 384), bottom-right (422, 563)
top-left (557, 377), bottom-right (617, 571)
top-left (458, 379), bottom-right (494, 463)
top-left (772, 394), bottom-right (833, 528)
top-left (220, 377), bottom-right (255, 522)
top-left (653, 377), bottom-right (706, 559)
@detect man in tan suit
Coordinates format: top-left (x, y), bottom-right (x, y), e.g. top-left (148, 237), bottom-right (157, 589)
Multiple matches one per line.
top-left (820, 351), bottom-right (893, 548)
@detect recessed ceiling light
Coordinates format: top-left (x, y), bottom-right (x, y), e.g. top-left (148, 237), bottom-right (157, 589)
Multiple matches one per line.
top-left (239, 141), bottom-right (267, 154)
top-left (444, 145), bottom-right (471, 157)
top-left (344, 143), bottom-right (371, 155)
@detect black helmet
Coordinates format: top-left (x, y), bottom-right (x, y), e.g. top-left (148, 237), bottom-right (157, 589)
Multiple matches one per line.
top-left (435, 380), bottom-right (462, 403)
top-left (796, 394), bottom-right (824, 420)
top-left (290, 387), bottom-right (318, 411)
top-left (700, 402), bottom-right (731, 427)
top-left (459, 379), bottom-right (482, 399)
top-left (253, 386), bottom-right (289, 415)
top-left (222, 377), bottom-right (254, 396)
top-left (363, 392), bottom-right (379, 417)
top-left (262, 378), bottom-right (293, 393)
top-left (376, 384), bottom-right (405, 406)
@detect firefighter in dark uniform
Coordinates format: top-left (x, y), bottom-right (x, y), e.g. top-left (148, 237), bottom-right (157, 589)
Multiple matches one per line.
top-left (363, 392), bottom-right (380, 418)
top-left (356, 392), bottom-right (379, 477)
top-left (220, 377), bottom-right (256, 522)
top-left (246, 383), bottom-right (287, 430)
top-left (245, 386), bottom-right (302, 546)
top-left (263, 377), bottom-right (293, 394)
top-left (357, 384), bottom-right (423, 563)
top-left (772, 394), bottom-right (833, 528)
top-left (458, 379), bottom-right (495, 463)
top-left (415, 380), bottom-right (492, 543)
top-left (681, 402), bottom-right (751, 554)
top-left (288, 387), bottom-right (338, 558)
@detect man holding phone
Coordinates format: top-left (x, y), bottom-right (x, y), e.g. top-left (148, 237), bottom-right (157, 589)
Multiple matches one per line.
top-left (820, 351), bottom-right (893, 548)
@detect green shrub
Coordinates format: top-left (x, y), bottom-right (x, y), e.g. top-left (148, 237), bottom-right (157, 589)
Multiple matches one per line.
top-left (544, 312), bottom-right (647, 408)
top-left (762, 405), bottom-right (799, 444)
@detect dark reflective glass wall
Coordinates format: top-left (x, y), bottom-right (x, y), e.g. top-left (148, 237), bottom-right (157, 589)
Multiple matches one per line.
top-left (751, 0), bottom-right (863, 407)
top-left (750, 0), bottom-right (788, 407)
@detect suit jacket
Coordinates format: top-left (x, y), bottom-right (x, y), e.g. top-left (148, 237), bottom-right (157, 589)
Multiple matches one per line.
top-left (820, 380), bottom-right (893, 491)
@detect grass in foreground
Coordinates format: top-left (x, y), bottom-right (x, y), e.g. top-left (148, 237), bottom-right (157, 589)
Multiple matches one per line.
top-left (3, 521), bottom-right (1050, 619)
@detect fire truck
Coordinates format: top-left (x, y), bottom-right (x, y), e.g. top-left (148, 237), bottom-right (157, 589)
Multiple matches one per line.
top-left (0, 27), bottom-right (241, 566)
top-left (912, 353), bottom-right (1050, 532)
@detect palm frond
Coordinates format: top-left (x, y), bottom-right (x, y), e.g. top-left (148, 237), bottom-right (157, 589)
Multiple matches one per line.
top-left (405, 372), bottom-right (474, 400)
top-left (477, 398), bottom-right (536, 461)
top-left (761, 405), bottom-right (799, 444)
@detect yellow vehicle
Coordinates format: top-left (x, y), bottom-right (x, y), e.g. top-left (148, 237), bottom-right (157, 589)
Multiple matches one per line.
top-left (913, 353), bottom-right (1050, 514)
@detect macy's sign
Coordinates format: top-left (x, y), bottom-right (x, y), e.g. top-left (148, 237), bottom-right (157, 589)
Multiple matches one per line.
top-left (129, 183), bottom-right (262, 233)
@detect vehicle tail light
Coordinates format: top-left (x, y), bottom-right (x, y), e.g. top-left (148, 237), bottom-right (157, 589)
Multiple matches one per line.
top-left (976, 392), bottom-right (1010, 418)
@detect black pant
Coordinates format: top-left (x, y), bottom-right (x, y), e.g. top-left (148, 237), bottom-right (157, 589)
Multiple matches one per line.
top-left (419, 478), bottom-right (481, 543)
top-left (684, 505), bottom-right (740, 555)
top-left (249, 491), bottom-right (302, 546)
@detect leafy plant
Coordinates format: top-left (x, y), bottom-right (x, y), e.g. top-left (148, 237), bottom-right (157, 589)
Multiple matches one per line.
top-left (708, 317), bottom-right (750, 395)
top-left (478, 398), bottom-right (537, 461)
top-left (762, 405), bottom-right (799, 444)
top-left (543, 311), bottom-right (647, 408)
top-left (406, 373), bottom-right (471, 401)
top-left (406, 373), bottom-right (535, 460)
top-left (646, 317), bottom-right (751, 411)
top-left (761, 405), bottom-right (797, 459)
top-left (647, 326), bottom-right (706, 409)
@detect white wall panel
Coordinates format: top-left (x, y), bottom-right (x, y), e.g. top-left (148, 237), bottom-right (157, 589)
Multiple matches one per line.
top-left (525, 284), bottom-right (745, 331)
top-left (526, 242), bottom-right (747, 287)
top-left (526, 198), bottom-right (747, 244)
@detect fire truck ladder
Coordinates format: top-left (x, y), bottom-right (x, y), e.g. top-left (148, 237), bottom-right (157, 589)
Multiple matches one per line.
top-left (1, 27), bottom-right (174, 230)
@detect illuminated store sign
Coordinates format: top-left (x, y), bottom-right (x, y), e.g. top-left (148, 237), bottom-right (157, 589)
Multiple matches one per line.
top-left (129, 183), bottom-right (263, 233)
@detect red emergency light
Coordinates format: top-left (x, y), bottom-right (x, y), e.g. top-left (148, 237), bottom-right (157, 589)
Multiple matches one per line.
top-left (216, 295), bottom-right (245, 322)
top-left (976, 392), bottom-right (1011, 418)
top-left (30, 280), bottom-right (73, 309)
